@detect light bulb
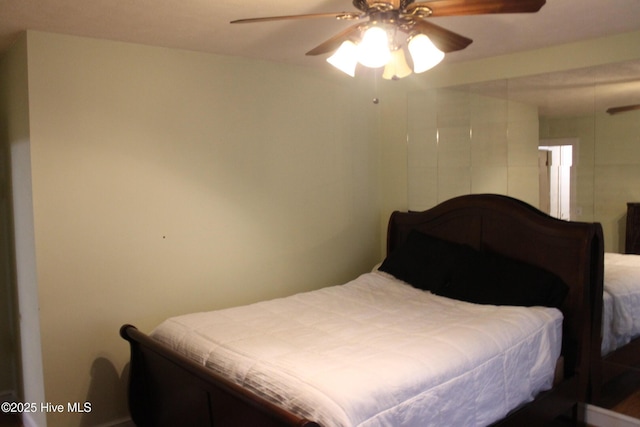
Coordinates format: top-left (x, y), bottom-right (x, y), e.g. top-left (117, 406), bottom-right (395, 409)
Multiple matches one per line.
top-left (382, 48), bottom-right (413, 80)
top-left (408, 34), bottom-right (445, 73)
top-left (357, 27), bottom-right (391, 68)
top-left (327, 41), bottom-right (359, 77)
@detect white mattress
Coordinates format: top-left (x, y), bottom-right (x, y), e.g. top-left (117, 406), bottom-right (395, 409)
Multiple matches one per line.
top-left (602, 253), bottom-right (640, 355)
top-left (151, 271), bottom-right (563, 427)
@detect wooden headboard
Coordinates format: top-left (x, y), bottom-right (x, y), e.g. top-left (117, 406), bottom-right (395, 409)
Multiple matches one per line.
top-left (387, 194), bottom-right (604, 400)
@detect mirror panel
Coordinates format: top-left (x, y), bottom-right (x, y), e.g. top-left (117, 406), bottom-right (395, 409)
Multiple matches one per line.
top-left (407, 59), bottom-right (640, 252)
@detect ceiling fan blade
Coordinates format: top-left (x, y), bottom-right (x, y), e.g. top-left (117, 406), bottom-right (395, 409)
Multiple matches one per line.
top-left (606, 104), bottom-right (640, 115)
top-left (406, 0), bottom-right (545, 17)
top-left (412, 19), bottom-right (472, 52)
top-left (305, 24), bottom-right (364, 56)
top-left (231, 12), bottom-right (362, 24)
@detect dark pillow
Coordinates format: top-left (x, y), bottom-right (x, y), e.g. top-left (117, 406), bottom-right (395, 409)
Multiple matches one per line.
top-left (378, 230), bottom-right (474, 292)
top-left (435, 249), bottom-right (568, 308)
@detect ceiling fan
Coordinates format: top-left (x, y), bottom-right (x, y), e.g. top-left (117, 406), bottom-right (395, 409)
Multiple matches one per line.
top-left (231, 0), bottom-right (546, 79)
top-left (606, 104), bottom-right (640, 115)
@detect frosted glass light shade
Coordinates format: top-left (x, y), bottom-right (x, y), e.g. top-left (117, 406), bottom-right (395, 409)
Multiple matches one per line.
top-left (408, 34), bottom-right (445, 73)
top-left (357, 27), bottom-right (391, 68)
top-left (327, 41), bottom-right (359, 77)
top-left (382, 48), bottom-right (413, 80)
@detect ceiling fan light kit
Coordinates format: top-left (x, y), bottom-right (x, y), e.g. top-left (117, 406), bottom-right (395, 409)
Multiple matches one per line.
top-left (327, 41), bottom-right (359, 76)
top-left (231, 0), bottom-right (546, 80)
top-left (326, 25), bottom-right (444, 79)
top-left (356, 26), bottom-right (393, 68)
top-left (407, 33), bottom-right (445, 73)
top-left (382, 48), bottom-right (413, 79)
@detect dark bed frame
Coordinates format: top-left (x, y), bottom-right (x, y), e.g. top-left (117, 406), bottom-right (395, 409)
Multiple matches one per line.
top-left (121, 194), bottom-right (604, 427)
top-left (590, 208), bottom-right (640, 410)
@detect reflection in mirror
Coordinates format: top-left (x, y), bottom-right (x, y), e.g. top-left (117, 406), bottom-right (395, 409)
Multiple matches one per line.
top-left (407, 59), bottom-right (640, 421)
top-left (407, 59), bottom-right (640, 252)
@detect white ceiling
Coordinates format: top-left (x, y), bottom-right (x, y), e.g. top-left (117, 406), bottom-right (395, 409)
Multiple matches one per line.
top-left (1, 0), bottom-right (640, 68)
top-left (1, 0), bottom-right (640, 114)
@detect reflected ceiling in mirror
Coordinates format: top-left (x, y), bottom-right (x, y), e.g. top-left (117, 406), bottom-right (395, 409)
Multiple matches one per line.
top-left (452, 59), bottom-right (640, 117)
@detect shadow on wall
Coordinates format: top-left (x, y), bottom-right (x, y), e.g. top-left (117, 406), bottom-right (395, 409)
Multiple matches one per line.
top-left (81, 357), bottom-right (130, 426)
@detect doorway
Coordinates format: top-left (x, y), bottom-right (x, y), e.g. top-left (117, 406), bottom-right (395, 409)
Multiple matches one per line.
top-left (539, 139), bottom-right (576, 220)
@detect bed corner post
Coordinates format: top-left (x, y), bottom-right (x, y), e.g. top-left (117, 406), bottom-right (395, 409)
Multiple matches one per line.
top-left (120, 324), bottom-right (152, 427)
top-left (588, 224), bottom-right (605, 405)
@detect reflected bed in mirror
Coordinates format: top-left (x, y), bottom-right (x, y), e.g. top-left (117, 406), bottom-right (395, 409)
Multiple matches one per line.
top-left (405, 59), bottom-right (640, 421)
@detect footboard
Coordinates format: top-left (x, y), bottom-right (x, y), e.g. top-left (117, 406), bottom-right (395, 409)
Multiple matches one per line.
top-left (120, 325), bottom-right (320, 427)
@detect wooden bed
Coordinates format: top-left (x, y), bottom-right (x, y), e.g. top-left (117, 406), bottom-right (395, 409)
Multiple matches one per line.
top-left (121, 193), bottom-right (604, 427)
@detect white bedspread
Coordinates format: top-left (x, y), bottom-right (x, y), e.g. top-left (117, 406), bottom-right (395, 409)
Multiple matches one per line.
top-left (151, 271), bottom-right (562, 427)
top-left (602, 253), bottom-right (640, 355)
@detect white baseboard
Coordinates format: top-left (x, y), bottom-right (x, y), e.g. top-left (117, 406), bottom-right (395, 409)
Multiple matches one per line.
top-left (586, 404), bottom-right (640, 427)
